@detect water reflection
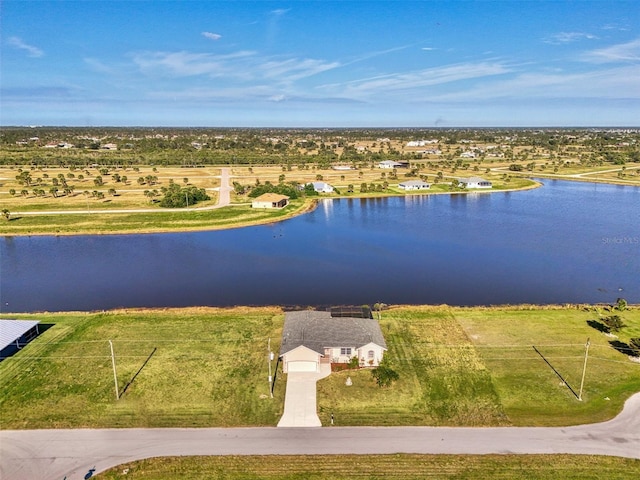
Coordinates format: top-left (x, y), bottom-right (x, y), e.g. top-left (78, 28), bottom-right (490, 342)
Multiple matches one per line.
top-left (1, 180), bottom-right (639, 312)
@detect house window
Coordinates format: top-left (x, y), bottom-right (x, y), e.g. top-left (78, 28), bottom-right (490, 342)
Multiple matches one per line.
top-left (368, 350), bottom-right (375, 359)
top-left (340, 347), bottom-right (351, 356)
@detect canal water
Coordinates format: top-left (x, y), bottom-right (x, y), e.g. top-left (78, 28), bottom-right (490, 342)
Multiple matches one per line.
top-left (1, 180), bottom-right (638, 312)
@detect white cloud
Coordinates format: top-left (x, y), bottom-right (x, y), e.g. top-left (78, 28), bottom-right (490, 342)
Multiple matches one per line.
top-left (7, 36), bottom-right (44, 57)
top-left (544, 32), bottom-right (598, 44)
top-left (581, 38), bottom-right (640, 63)
top-left (202, 32), bottom-right (222, 41)
top-left (321, 62), bottom-right (512, 99)
top-left (429, 65), bottom-right (640, 102)
top-left (259, 58), bottom-right (340, 82)
top-left (421, 47), bottom-right (436, 51)
top-left (130, 50), bottom-right (339, 82)
top-left (130, 50), bottom-right (256, 78)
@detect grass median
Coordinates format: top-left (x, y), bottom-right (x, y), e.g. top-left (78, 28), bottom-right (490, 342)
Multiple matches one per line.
top-left (96, 454), bottom-right (640, 479)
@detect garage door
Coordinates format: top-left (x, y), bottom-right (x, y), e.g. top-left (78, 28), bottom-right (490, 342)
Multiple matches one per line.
top-left (287, 361), bottom-right (317, 372)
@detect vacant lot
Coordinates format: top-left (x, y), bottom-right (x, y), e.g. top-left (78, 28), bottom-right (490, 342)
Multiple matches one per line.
top-left (97, 454), bottom-right (640, 480)
top-left (0, 199), bottom-right (310, 236)
top-left (0, 307), bottom-right (286, 428)
top-left (1, 305), bottom-right (638, 429)
top-left (316, 306), bottom-right (640, 427)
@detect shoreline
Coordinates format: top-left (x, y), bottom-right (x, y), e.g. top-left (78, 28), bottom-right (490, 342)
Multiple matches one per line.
top-left (0, 180), bottom-right (545, 237)
top-left (3, 302), bottom-right (636, 317)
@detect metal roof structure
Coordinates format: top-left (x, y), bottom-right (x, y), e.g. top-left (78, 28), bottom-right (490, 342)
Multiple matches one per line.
top-left (0, 319), bottom-right (40, 351)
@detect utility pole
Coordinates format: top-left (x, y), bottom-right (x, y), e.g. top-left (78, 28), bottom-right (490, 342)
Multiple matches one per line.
top-left (185, 192), bottom-right (189, 208)
top-left (268, 338), bottom-right (273, 398)
top-left (578, 338), bottom-right (590, 401)
top-left (109, 340), bottom-right (120, 400)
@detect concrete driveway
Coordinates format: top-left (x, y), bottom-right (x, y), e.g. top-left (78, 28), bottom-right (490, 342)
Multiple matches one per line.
top-left (277, 363), bottom-right (331, 427)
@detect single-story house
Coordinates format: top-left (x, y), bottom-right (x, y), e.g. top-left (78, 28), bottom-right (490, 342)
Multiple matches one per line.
top-left (332, 165), bottom-right (352, 171)
top-left (280, 310), bottom-right (387, 373)
top-left (251, 193), bottom-right (289, 209)
top-left (459, 177), bottom-right (492, 189)
top-left (306, 182), bottom-right (334, 193)
top-left (378, 160), bottom-right (403, 169)
top-left (399, 180), bottom-right (431, 191)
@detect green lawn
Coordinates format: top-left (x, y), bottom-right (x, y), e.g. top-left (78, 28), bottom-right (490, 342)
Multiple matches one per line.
top-left (0, 200), bottom-right (309, 236)
top-left (0, 308), bottom-right (286, 428)
top-left (317, 306), bottom-right (640, 427)
top-left (96, 454), bottom-right (640, 479)
top-left (1, 305), bottom-right (638, 429)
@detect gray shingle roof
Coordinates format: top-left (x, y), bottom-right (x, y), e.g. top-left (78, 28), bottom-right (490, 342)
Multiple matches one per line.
top-left (280, 311), bottom-right (387, 356)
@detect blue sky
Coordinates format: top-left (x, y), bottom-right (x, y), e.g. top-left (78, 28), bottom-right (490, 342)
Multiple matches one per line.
top-left (2, 1), bottom-right (639, 127)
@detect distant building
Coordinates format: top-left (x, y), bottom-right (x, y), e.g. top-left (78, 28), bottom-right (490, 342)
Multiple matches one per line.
top-left (251, 193), bottom-right (289, 209)
top-left (398, 180), bottom-right (431, 191)
top-left (306, 182), bottom-right (334, 193)
top-left (378, 160), bottom-right (403, 169)
top-left (459, 177), bottom-right (492, 189)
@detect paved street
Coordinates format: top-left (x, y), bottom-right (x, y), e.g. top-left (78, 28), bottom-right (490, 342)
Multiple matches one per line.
top-left (2, 392), bottom-right (639, 480)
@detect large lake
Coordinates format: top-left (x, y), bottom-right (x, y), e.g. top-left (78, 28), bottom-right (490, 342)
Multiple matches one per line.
top-left (1, 180), bottom-right (639, 313)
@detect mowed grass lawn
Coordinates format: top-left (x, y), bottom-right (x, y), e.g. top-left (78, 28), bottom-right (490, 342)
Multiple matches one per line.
top-left (0, 199), bottom-right (309, 236)
top-left (0, 307), bottom-right (286, 428)
top-left (317, 306), bottom-right (640, 427)
top-left (97, 454), bottom-right (640, 480)
top-left (1, 305), bottom-right (638, 429)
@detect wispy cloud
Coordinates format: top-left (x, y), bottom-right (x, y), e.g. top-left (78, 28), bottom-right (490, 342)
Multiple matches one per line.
top-left (202, 32), bottom-right (222, 41)
top-left (581, 38), bottom-right (640, 63)
top-left (271, 9), bottom-right (290, 17)
top-left (544, 32), bottom-right (598, 44)
top-left (321, 62), bottom-right (512, 99)
top-left (259, 57), bottom-right (340, 82)
top-left (130, 50), bottom-right (340, 83)
top-left (421, 47), bottom-right (437, 51)
top-left (429, 65), bottom-right (640, 102)
top-left (130, 50), bottom-right (255, 78)
top-left (7, 36), bottom-right (44, 57)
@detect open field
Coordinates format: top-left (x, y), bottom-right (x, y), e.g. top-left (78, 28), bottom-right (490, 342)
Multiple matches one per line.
top-left (0, 199), bottom-right (311, 236)
top-left (96, 454), bottom-right (640, 479)
top-left (0, 307), bottom-right (286, 428)
top-left (1, 305), bottom-right (638, 429)
top-left (317, 306), bottom-right (640, 427)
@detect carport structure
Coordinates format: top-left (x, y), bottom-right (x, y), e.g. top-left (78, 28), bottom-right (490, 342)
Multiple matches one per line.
top-left (0, 319), bottom-right (41, 360)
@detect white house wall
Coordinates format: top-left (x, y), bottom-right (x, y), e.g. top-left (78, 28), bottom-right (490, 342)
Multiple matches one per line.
top-left (357, 342), bottom-right (386, 367)
top-left (282, 345), bottom-right (320, 373)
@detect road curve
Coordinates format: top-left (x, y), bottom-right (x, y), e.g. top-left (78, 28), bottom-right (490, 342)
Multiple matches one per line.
top-left (1, 392), bottom-right (639, 480)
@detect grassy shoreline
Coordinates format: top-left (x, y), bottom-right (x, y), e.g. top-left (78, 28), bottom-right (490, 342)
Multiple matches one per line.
top-left (0, 180), bottom-right (540, 236)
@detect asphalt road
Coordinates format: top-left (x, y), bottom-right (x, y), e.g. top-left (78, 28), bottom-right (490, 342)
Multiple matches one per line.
top-left (2, 393), bottom-right (639, 480)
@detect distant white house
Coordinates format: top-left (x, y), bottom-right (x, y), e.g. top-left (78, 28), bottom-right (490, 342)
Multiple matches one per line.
top-left (306, 182), bottom-right (334, 193)
top-left (332, 165), bottom-right (352, 171)
top-left (251, 193), bottom-right (289, 209)
top-left (406, 139), bottom-right (438, 147)
top-left (459, 177), bottom-right (492, 189)
top-left (378, 160), bottom-right (403, 169)
top-left (398, 180), bottom-right (431, 191)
